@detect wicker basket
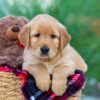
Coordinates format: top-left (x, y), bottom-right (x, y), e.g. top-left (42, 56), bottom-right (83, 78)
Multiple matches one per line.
top-left (0, 72), bottom-right (25, 100)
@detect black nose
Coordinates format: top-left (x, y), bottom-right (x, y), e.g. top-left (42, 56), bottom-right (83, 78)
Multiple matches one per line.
top-left (11, 26), bottom-right (20, 32)
top-left (40, 46), bottom-right (49, 55)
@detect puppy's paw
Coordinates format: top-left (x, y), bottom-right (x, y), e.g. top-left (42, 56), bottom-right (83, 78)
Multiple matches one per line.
top-left (36, 76), bottom-right (51, 92)
top-left (52, 79), bottom-right (67, 96)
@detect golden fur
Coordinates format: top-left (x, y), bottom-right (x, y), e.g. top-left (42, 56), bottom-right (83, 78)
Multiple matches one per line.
top-left (19, 14), bottom-right (87, 98)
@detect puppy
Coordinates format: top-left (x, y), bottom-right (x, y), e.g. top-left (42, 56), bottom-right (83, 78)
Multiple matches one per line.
top-left (19, 14), bottom-right (87, 96)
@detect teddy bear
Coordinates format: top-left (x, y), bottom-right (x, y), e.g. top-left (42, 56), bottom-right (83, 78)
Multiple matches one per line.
top-left (0, 16), bottom-right (28, 68)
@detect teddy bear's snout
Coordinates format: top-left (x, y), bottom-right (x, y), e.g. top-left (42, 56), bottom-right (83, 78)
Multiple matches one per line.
top-left (11, 25), bottom-right (20, 32)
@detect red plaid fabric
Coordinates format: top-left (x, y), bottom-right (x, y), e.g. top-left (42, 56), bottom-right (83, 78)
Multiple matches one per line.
top-left (0, 66), bottom-right (85, 100)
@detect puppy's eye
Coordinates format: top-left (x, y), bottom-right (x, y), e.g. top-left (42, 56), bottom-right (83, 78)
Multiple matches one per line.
top-left (34, 33), bottom-right (40, 38)
top-left (50, 34), bottom-right (57, 39)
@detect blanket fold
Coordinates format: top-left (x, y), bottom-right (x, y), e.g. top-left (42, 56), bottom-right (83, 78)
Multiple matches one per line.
top-left (0, 66), bottom-right (85, 100)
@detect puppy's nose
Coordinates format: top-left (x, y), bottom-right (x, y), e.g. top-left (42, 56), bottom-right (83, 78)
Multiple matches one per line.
top-left (11, 26), bottom-right (20, 32)
top-left (40, 46), bottom-right (49, 55)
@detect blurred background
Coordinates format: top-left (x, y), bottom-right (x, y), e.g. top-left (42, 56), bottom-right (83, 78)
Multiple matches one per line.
top-left (0, 0), bottom-right (100, 99)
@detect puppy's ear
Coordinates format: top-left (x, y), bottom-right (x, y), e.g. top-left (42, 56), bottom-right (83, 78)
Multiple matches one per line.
top-left (59, 28), bottom-right (71, 53)
top-left (18, 25), bottom-right (30, 48)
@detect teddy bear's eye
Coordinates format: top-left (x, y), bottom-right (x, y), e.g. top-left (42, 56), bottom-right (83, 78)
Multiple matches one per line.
top-left (34, 33), bottom-right (40, 38)
top-left (50, 34), bottom-right (57, 39)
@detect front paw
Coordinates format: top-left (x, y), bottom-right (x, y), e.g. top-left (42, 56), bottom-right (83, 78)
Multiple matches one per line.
top-left (36, 76), bottom-right (51, 92)
top-left (52, 79), bottom-right (67, 96)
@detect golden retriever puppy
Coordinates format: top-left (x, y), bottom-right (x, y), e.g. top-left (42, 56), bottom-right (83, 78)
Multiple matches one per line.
top-left (19, 14), bottom-right (87, 96)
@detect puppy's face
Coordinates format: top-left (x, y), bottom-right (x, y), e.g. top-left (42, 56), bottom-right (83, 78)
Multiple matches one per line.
top-left (19, 14), bottom-right (71, 61)
top-left (30, 24), bottom-right (60, 60)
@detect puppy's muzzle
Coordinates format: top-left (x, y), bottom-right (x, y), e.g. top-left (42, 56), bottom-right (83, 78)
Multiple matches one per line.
top-left (40, 46), bottom-right (49, 55)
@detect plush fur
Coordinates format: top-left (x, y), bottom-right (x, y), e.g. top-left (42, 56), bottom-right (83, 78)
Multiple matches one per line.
top-left (19, 14), bottom-right (87, 97)
top-left (0, 16), bottom-right (28, 68)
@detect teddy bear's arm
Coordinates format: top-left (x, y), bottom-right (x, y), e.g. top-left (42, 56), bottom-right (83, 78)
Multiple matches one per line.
top-left (3, 45), bottom-right (23, 67)
top-left (0, 38), bottom-right (7, 53)
top-left (0, 56), bottom-right (13, 66)
top-left (0, 55), bottom-right (22, 67)
top-left (16, 56), bottom-right (23, 66)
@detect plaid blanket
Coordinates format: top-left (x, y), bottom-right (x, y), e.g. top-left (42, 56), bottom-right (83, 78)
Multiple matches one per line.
top-left (0, 66), bottom-right (85, 100)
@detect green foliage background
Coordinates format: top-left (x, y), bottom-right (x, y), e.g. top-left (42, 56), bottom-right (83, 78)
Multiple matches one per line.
top-left (0, 0), bottom-right (100, 96)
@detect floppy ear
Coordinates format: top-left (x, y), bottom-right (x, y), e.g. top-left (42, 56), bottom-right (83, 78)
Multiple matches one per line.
top-left (18, 25), bottom-right (30, 48)
top-left (59, 28), bottom-right (71, 53)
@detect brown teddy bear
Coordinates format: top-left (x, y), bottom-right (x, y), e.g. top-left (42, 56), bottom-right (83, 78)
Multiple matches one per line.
top-left (0, 16), bottom-right (28, 68)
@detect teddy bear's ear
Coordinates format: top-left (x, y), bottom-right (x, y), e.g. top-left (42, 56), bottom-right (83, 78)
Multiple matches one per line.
top-left (18, 25), bottom-right (30, 48)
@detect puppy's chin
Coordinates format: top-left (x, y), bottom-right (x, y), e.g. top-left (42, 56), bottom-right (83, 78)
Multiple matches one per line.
top-left (34, 53), bottom-right (56, 62)
top-left (39, 55), bottom-right (50, 61)
top-left (39, 53), bottom-right (55, 60)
